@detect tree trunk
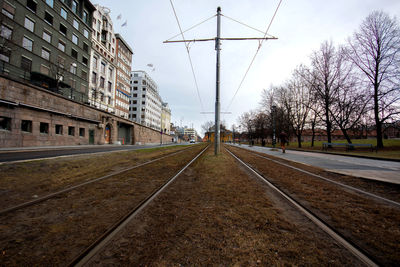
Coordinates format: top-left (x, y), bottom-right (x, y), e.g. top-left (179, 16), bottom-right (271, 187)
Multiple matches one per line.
top-left (341, 128), bottom-right (352, 144)
top-left (297, 134), bottom-right (302, 148)
top-left (374, 84), bottom-right (384, 148)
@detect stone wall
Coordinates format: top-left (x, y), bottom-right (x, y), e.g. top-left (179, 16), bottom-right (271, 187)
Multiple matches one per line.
top-left (0, 76), bottom-right (172, 148)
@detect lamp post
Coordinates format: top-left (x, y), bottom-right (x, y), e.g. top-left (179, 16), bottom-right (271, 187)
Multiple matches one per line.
top-left (272, 105), bottom-right (277, 148)
top-left (70, 62), bottom-right (77, 99)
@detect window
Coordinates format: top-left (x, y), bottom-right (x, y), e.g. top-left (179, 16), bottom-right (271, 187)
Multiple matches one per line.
top-left (41, 47), bottom-right (50, 60)
top-left (142, 101), bottom-right (145, 105)
top-left (58, 40), bottom-right (65, 52)
top-left (72, 0), bottom-right (77, 14)
top-left (108, 81), bottom-right (112, 92)
top-left (59, 23), bottom-right (67, 35)
top-left (133, 93), bottom-right (137, 97)
top-left (79, 128), bottom-right (85, 137)
top-left (55, 124), bottom-right (63, 135)
top-left (57, 56), bottom-right (65, 68)
top-left (92, 57), bottom-right (97, 68)
top-left (27, 0), bottom-right (37, 12)
top-left (133, 87), bottom-right (137, 90)
top-left (82, 56), bottom-right (88, 65)
top-left (108, 97), bottom-right (111, 105)
top-left (73, 19), bottom-right (79, 30)
top-left (0, 24), bottom-right (12, 40)
top-left (40, 122), bottom-right (49, 134)
top-left (81, 70), bottom-right (87, 80)
top-left (133, 80), bottom-right (138, 84)
top-left (68, 126), bottom-right (75, 136)
top-left (22, 37), bottom-right (33, 51)
top-left (83, 10), bottom-right (88, 24)
top-left (83, 42), bottom-right (89, 52)
top-left (100, 93), bottom-right (104, 101)
top-left (40, 64), bottom-right (49, 75)
top-left (60, 8), bottom-right (67, 20)
top-left (142, 88), bottom-right (146, 91)
top-left (99, 77), bottom-right (105, 88)
top-left (2, 1), bottom-right (15, 19)
top-left (70, 63), bottom-right (77, 74)
top-left (45, 0), bottom-right (53, 7)
top-left (72, 34), bottom-right (78, 45)
top-left (71, 48), bottom-right (78, 59)
top-left (142, 94), bottom-right (145, 98)
top-left (132, 100), bottom-right (137, 104)
top-left (0, 116), bottom-right (11, 131)
top-left (101, 62), bottom-right (105, 73)
top-left (42, 30), bottom-right (51, 43)
top-left (44, 11), bottom-right (53, 25)
top-left (108, 68), bottom-right (113, 77)
top-left (91, 72), bottom-right (97, 83)
top-left (21, 56), bottom-right (32, 72)
top-left (132, 107), bottom-right (137, 111)
top-left (0, 48), bottom-right (10, 62)
top-left (83, 28), bottom-right (89, 38)
top-left (21, 120), bottom-right (32, 132)
top-left (24, 17), bottom-right (35, 32)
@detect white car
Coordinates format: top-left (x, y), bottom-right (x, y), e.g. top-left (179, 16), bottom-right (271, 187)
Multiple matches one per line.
top-left (189, 139), bottom-right (196, 143)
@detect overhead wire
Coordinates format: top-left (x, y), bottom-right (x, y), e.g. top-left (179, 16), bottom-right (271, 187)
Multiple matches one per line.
top-left (169, 0), bottom-right (206, 114)
top-left (166, 15), bottom-right (216, 42)
top-left (222, 14), bottom-right (276, 38)
top-left (224, 0), bottom-right (283, 113)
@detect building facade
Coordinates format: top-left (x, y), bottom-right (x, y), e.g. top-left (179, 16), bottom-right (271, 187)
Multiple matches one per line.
top-left (0, 0), bottom-right (95, 101)
top-left (88, 4), bottom-right (116, 113)
top-left (129, 70), bottom-right (162, 131)
top-left (161, 102), bottom-right (171, 134)
top-left (114, 33), bottom-right (132, 119)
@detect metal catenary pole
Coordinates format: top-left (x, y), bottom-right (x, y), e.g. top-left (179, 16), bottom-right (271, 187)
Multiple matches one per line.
top-left (215, 7), bottom-right (221, 155)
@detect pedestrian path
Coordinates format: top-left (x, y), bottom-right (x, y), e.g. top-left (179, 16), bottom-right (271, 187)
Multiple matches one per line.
top-left (230, 144), bottom-right (400, 185)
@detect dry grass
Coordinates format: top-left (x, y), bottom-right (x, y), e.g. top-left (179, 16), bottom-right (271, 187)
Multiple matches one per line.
top-left (228, 145), bottom-right (400, 265)
top-left (88, 148), bottom-right (361, 266)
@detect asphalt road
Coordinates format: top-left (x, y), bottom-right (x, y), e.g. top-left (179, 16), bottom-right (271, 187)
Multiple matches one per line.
top-left (0, 143), bottom-right (187, 163)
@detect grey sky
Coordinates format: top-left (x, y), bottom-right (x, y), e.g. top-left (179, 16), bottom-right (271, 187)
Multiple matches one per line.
top-left (92, 0), bottom-right (400, 136)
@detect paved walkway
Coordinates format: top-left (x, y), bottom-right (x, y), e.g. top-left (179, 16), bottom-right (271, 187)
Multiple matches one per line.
top-left (230, 144), bottom-right (400, 185)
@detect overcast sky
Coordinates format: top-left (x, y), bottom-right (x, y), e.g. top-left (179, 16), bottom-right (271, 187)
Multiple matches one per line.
top-left (92, 0), bottom-right (400, 136)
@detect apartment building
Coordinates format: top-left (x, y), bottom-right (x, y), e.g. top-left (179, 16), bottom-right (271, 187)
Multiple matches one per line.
top-left (130, 70), bottom-right (162, 130)
top-left (161, 102), bottom-right (171, 134)
top-left (114, 33), bottom-right (132, 119)
top-left (88, 4), bottom-right (116, 113)
top-left (0, 0), bottom-right (95, 100)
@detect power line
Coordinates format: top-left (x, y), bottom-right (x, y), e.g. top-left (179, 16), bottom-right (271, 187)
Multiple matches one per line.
top-left (169, 0), bottom-right (205, 113)
top-left (166, 15), bottom-right (216, 42)
top-left (225, 0), bottom-right (283, 112)
top-left (222, 14), bottom-right (276, 38)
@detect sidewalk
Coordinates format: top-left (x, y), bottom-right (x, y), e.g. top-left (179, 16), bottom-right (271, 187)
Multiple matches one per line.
top-left (231, 144), bottom-right (400, 185)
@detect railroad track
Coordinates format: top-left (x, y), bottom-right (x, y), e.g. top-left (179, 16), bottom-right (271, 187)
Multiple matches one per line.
top-left (228, 144), bottom-right (400, 208)
top-left (0, 144), bottom-right (208, 265)
top-left (225, 147), bottom-right (379, 266)
top-left (69, 145), bottom-right (209, 266)
top-left (0, 146), bottom-right (194, 216)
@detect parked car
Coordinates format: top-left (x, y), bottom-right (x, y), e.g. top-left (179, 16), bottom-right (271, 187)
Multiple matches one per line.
top-left (190, 139), bottom-right (196, 143)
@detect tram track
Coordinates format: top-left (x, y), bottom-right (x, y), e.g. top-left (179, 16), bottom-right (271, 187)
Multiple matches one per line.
top-left (0, 144), bottom-right (208, 266)
top-left (226, 147), bottom-right (378, 266)
top-left (226, 145), bottom-right (400, 266)
top-left (0, 145), bottom-right (193, 216)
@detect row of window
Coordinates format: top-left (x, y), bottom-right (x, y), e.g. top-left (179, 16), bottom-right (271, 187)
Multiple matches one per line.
top-left (0, 117), bottom-right (86, 137)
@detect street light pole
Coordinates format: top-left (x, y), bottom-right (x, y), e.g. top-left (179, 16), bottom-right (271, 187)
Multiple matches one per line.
top-left (272, 105), bottom-right (276, 148)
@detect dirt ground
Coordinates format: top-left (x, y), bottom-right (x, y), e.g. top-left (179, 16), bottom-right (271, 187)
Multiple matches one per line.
top-left (0, 144), bottom-right (206, 265)
top-left (227, 145), bottom-right (400, 265)
top-left (88, 147), bottom-right (363, 266)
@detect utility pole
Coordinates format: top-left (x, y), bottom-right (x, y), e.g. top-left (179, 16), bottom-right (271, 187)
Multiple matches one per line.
top-left (215, 7), bottom-right (221, 155)
top-left (164, 7), bottom-right (278, 155)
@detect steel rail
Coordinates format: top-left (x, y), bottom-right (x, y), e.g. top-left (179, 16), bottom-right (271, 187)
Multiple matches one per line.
top-left (231, 145), bottom-right (400, 208)
top-left (0, 146), bottom-right (196, 216)
top-left (69, 145), bottom-right (209, 267)
top-left (226, 148), bottom-right (379, 267)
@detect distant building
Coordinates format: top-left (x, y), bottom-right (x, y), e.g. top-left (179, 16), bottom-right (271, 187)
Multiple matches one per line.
top-left (161, 102), bottom-right (171, 134)
top-left (129, 70), bottom-right (162, 130)
top-left (184, 127), bottom-right (197, 140)
top-left (0, 0), bottom-right (95, 99)
top-left (114, 33), bottom-right (132, 119)
top-left (88, 4), bottom-right (116, 113)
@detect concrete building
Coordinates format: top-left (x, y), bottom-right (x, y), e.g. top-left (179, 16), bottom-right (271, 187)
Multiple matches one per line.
top-left (161, 102), bottom-right (171, 134)
top-left (0, 0), bottom-right (95, 100)
top-left (114, 33), bottom-right (132, 119)
top-left (129, 70), bottom-right (162, 131)
top-left (88, 4), bottom-right (116, 113)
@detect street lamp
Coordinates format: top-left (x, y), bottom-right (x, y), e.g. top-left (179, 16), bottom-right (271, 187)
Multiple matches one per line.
top-left (272, 105), bottom-right (277, 148)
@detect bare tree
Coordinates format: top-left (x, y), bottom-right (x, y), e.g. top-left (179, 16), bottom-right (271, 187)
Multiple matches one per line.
top-left (346, 11), bottom-right (400, 148)
top-left (201, 120), bottom-right (214, 140)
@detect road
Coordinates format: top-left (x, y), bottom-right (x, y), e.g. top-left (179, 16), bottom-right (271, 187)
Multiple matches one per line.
top-left (0, 143), bottom-right (187, 163)
top-left (230, 144), bottom-right (400, 184)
